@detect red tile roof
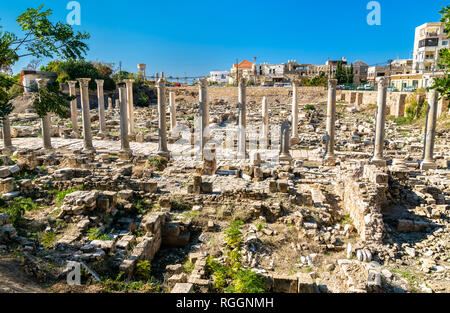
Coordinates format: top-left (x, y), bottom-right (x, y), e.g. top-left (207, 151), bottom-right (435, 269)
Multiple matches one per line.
top-left (233, 60), bottom-right (254, 69)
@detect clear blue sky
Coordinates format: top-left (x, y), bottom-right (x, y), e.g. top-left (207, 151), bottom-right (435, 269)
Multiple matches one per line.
top-left (0, 0), bottom-right (446, 76)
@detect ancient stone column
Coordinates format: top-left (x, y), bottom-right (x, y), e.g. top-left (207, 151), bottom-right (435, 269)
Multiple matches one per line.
top-left (77, 78), bottom-right (95, 152)
top-left (261, 96), bottom-right (269, 149)
top-left (95, 79), bottom-right (106, 135)
top-left (371, 77), bottom-right (387, 167)
top-left (118, 84), bottom-right (131, 156)
top-left (169, 92), bottom-right (177, 133)
top-left (115, 99), bottom-right (119, 110)
top-left (156, 78), bottom-right (169, 158)
top-left (279, 121), bottom-right (292, 162)
top-left (394, 94), bottom-right (407, 118)
top-left (420, 88), bottom-right (439, 170)
top-left (198, 78), bottom-right (209, 157)
top-left (324, 79), bottom-right (337, 165)
top-left (291, 81), bottom-right (299, 142)
top-left (36, 79), bottom-right (52, 150)
top-left (2, 116), bottom-right (13, 151)
top-left (237, 78), bottom-right (248, 159)
top-left (124, 79), bottom-right (135, 137)
top-left (67, 81), bottom-right (79, 134)
top-left (108, 97), bottom-right (113, 112)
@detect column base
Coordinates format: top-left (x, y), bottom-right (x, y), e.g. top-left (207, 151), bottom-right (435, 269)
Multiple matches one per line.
top-left (119, 149), bottom-right (132, 160)
top-left (323, 155), bottom-right (336, 166)
top-left (279, 152), bottom-right (293, 162)
top-left (157, 150), bottom-right (170, 159)
top-left (82, 147), bottom-right (96, 154)
top-left (370, 158), bottom-right (387, 167)
top-left (237, 151), bottom-right (248, 160)
top-left (2, 146), bottom-right (15, 155)
top-left (420, 160), bottom-right (437, 171)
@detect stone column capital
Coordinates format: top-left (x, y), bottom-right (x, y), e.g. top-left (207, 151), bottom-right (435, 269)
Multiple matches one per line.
top-left (238, 77), bottom-right (247, 86)
top-left (156, 78), bottom-right (166, 87)
top-left (67, 80), bottom-right (77, 88)
top-left (95, 79), bottom-right (104, 86)
top-left (376, 77), bottom-right (386, 87)
top-left (124, 79), bottom-right (135, 86)
top-left (328, 79), bottom-right (338, 87)
top-left (198, 78), bottom-right (208, 87)
top-left (77, 78), bottom-right (91, 87)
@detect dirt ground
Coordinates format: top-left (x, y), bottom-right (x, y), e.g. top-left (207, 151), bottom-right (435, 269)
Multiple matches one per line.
top-left (0, 254), bottom-right (47, 293)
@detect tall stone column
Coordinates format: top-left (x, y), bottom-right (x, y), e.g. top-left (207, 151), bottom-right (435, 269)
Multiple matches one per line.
top-left (420, 88), bottom-right (439, 170)
top-left (199, 78), bottom-right (209, 157)
top-left (324, 79), bottom-right (337, 165)
top-left (261, 96), bottom-right (269, 149)
top-left (77, 78), bottom-right (95, 152)
top-left (124, 79), bottom-right (135, 138)
top-left (291, 81), bottom-right (299, 142)
top-left (118, 84), bottom-right (131, 156)
top-left (156, 78), bottom-right (169, 158)
top-left (237, 78), bottom-right (248, 159)
top-left (67, 81), bottom-right (79, 134)
top-left (279, 121), bottom-right (292, 162)
top-left (205, 83), bottom-right (210, 126)
top-left (36, 79), bottom-right (52, 150)
top-left (115, 99), bottom-right (119, 110)
top-left (95, 79), bottom-right (106, 135)
top-left (2, 116), bottom-right (13, 152)
top-left (169, 92), bottom-right (177, 133)
top-left (371, 77), bottom-right (387, 167)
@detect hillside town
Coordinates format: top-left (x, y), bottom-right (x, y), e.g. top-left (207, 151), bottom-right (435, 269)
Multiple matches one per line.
top-left (0, 2), bottom-right (449, 299)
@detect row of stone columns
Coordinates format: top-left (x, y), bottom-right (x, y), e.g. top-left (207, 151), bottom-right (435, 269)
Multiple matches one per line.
top-left (0, 75), bottom-right (442, 171)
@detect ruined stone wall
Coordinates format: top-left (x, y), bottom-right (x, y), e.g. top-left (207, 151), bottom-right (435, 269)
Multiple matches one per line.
top-left (167, 86), bottom-right (328, 105)
top-left (336, 165), bottom-right (387, 243)
top-left (338, 91), bottom-right (413, 115)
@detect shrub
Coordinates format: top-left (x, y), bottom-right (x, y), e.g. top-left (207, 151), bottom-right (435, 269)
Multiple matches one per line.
top-left (40, 231), bottom-right (56, 249)
top-left (305, 104), bottom-right (315, 111)
top-left (55, 189), bottom-right (76, 206)
top-left (0, 197), bottom-right (37, 226)
top-left (135, 260), bottom-right (151, 280)
top-left (87, 228), bottom-right (112, 241)
top-left (206, 220), bottom-right (266, 293)
top-left (147, 156), bottom-right (168, 171)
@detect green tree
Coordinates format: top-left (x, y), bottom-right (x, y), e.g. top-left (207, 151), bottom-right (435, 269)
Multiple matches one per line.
top-left (0, 4), bottom-right (90, 119)
top-left (346, 63), bottom-right (354, 84)
top-left (42, 60), bottom-right (116, 91)
top-left (431, 5), bottom-right (450, 100)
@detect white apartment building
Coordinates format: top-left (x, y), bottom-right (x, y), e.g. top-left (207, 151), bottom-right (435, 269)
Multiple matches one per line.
top-left (208, 71), bottom-right (230, 84)
top-left (413, 22), bottom-right (449, 74)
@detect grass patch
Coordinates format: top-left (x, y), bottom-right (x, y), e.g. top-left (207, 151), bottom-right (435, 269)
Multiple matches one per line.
top-left (147, 156), bottom-right (168, 171)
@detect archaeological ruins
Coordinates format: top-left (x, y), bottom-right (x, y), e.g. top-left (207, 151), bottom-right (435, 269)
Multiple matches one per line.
top-left (0, 75), bottom-right (449, 294)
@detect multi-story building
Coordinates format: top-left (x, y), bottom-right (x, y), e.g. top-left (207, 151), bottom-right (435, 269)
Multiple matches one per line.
top-left (413, 22), bottom-right (448, 74)
top-left (208, 71), bottom-right (230, 84)
top-left (367, 59), bottom-right (413, 86)
top-left (229, 60), bottom-right (254, 84)
top-left (352, 60), bottom-right (369, 84)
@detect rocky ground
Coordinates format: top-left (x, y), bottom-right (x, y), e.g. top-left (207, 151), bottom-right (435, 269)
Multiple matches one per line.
top-left (0, 88), bottom-right (449, 293)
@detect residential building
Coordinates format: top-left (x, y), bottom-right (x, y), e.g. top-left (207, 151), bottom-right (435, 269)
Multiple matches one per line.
top-left (208, 71), bottom-right (230, 84)
top-left (413, 22), bottom-right (448, 74)
top-left (20, 70), bottom-right (57, 93)
top-left (352, 60), bottom-right (369, 84)
top-left (230, 60), bottom-right (254, 84)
